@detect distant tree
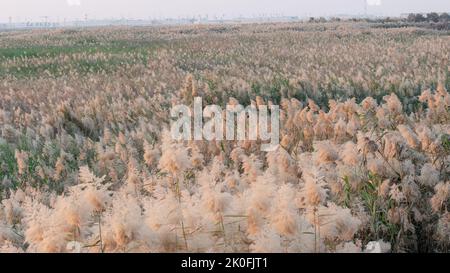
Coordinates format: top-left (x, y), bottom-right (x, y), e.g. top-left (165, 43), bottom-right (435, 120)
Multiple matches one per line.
top-left (407, 13), bottom-right (417, 22)
top-left (383, 17), bottom-right (396, 23)
top-left (330, 17), bottom-right (341, 22)
top-left (427, 12), bottom-right (440, 23)
top-left (414, 13), bottom-right (426, 22)
top-left (439, 13), bottom-right (450, 22)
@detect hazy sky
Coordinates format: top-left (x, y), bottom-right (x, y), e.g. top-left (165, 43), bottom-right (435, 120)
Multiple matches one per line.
top-left (1, 0), bottom-right (449, 22)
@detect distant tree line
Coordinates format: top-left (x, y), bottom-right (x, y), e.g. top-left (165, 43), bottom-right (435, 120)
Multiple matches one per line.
top-left (307, 12), bottom-right (449, 24)
top-left (407, 12), bottom-right (449, 23)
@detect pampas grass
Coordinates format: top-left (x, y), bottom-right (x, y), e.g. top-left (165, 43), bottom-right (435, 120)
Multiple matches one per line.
top-left (0, 21), bottom-right (449, 253)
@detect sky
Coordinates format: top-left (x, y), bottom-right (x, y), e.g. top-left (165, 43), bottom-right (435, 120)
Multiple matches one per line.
top-left (0, 0), bottom-right (449, 22)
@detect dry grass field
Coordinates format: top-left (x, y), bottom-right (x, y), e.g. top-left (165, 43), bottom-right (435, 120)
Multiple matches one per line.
top-left (0, 21), bottom-right (449, 252)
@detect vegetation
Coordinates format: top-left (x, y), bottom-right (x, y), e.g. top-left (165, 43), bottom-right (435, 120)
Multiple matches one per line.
top-left (0, 21), bottom-right (449, 253)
